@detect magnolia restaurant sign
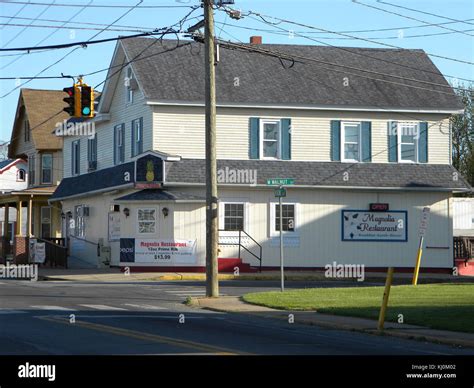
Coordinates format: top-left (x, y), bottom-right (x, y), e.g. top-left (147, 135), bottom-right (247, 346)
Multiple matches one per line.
top-left (341, 210), bottom-right (408, 242)
top-left (120, 238), bottom-right (197, 265)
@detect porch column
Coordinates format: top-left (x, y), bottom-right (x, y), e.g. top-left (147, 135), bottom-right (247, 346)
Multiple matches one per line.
top-left (28, 196), bottom-right (33, 237)
top-left (16, 201), bottom-right (22, 236)
top-left (4, 203), bottom-right (9, 241)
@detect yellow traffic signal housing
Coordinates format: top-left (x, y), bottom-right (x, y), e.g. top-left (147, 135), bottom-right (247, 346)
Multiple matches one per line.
top-left (80, 84), bottom-right (94, 118)
top-left (62, 85), bottom-right (81, 117)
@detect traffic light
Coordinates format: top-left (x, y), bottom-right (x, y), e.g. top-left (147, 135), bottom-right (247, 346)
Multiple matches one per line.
top-left (80, 85), bottom-right (94, 117)
top-left (62, 85), bottom-right (79, 117)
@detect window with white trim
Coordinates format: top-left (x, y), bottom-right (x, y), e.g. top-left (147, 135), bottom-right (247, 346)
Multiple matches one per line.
top-left (17, 169), bottom-right (25, 182)
top-left (41, 153), bottom-right (52, 184)
top-left (114, 124), bottom-right (125, 165)
top-left (223, 203), bottom-right (244, 231)
top-left (260, 119), bottom-right (281, 159)
top-left (398, 122), bottom-right (418, 163)
top-left (125, 67), bottom-right (133, 104)
top-left (341, 121), bottom-right (361, 162)
top-left (272, 203), bottom-right (296, 233)
top-left (71, 140), bottom-right (80, 176)
top-left (138, 208), bottom-right (156, 234)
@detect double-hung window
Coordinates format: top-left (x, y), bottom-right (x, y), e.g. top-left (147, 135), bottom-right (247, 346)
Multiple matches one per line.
top-left (74, 205), bottom-right (85, 237)
top-left (275, 204), bottom-right (296, 232)
top-left (87, 135), bottom-right (97, 167)
top-left (131, 118), bottom-right (143, 157)
top-left (125, 67), bottom-right (133, 104)
top-left (223, 203), bottom-right (244, 231)
top-left (28, 155), bottom-right (35, 185)
top-left (41, 153), bottom-right (52, 184)
top-left (260, 119), bottom-right (281, 159)
top-left (138, 208), bottom-right (156, 234)
top-left (398, 122), bottom-right (418, 163)
top-left (71, 140), bottom-right (80, 176)
top-left (114, 124), bottom-right (125, 165)
top-left (341, 122), bottom-right (361, 162)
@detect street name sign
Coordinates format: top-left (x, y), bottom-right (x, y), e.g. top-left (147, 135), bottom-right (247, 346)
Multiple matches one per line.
top-left (266, 178), bottom-right (295, 186)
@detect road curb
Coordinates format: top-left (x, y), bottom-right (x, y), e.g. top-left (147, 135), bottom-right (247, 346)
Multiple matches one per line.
top-left (190, 297), bottom-right (474, 349)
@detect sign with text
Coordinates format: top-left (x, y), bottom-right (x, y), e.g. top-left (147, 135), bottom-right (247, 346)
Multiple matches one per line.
top-left (108, 212), bottom-right (121, 242)
top-left (266, 178), bottom-right (294, 186)
top-left (369, 203), bottom-right (389, 212)
top-left (418, 207), bottom-right (431, 237)
top-left (342, 210), bottom-right (407, 242)
top-left (120, 238), bottom-right (197, 265)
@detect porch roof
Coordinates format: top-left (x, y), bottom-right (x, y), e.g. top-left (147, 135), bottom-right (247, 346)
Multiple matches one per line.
top-left (114, 189), bottom-right (205, 203)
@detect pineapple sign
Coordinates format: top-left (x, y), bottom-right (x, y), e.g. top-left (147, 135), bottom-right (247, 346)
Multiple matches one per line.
top-left (135, 154), bottom-right (164, 189)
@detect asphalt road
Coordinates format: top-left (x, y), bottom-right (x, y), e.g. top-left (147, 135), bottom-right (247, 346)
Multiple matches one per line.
top-left (0, 279), bottom-right (472, 355)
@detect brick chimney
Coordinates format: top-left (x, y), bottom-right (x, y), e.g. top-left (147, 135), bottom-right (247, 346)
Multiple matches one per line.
top-left (250, 36), bottom-right (262, 45)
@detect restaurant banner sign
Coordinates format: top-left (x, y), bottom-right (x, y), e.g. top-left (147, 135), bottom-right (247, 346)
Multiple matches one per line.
top-left (120, 238), bottom-right (197, 265)
top-left (342, 210), bottom-right (407, 242)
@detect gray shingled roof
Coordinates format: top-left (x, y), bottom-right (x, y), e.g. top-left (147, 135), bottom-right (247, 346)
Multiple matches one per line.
top-left (51, 159), bottom-right (471, 201)
top-left (166, 159), bottom-right (471, 191)
top-left (50, 162), bottom-right (135, 201)
top-left (121, 38), bottom-right (462, 111)
top-left (115, 189), bottom-right (205, 202)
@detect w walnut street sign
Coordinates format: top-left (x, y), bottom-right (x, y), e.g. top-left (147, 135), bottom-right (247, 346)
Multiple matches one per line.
top-left (266, 178), bottom-right (295, 186)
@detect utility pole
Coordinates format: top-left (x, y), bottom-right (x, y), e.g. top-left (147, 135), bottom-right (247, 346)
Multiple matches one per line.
top-left (204, 0), bottom-right (219, 298)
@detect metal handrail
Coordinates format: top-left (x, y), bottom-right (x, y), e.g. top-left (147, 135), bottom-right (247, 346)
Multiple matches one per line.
top-left (218, 229), bottom-right (262, 272)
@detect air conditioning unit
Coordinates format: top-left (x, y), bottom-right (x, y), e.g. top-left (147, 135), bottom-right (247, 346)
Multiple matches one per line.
top-left (88, 160), bottom-right (97, 171)
top-left (110, 204), bottom-right (120, 212)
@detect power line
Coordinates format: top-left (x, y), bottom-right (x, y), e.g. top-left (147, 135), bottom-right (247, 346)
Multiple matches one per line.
top-left (377, 0), bottom-right (474, 28)
top-left (1, 0), bottom-right (93, 70)
top-left (354, 1), bottom-right (474, 38)
top-left (1, 0), bottom-right (55, 48)
top-left (217, 20), bottom-right (474, 41)
top-left (0, 1), bottom-right (194, 8)
top-left (242, 14), bottom-right (474, 87)
top-left (225, 7), bottom-right (474, 68)
top-left (0, 30), bottom-right (174, 52)
top-left (0, 0), bottom-right (31, 30)
top-left (0, 0), bottom-right (147, 99)
top-left (0, 21), bottom-right (147, 32)
top-left (211, 36), bottom-right (466, 96)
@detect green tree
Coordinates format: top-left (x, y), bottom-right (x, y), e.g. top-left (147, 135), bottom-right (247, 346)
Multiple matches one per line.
top-left (451, 83), bottom-right (474, 187)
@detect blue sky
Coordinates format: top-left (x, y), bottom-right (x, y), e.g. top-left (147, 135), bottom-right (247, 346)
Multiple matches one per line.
top-left (0, 0), bottom-right (473, 141)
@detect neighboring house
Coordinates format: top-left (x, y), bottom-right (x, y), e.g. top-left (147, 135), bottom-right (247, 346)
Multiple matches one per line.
top-left (453, 198), bottom-right (474, 236)
top-left (51, 37), bottom-right (471, 271)
top-left (0, 158), bottom-right (28, 241)
top-left (0, 89), bottom-right (67, 262)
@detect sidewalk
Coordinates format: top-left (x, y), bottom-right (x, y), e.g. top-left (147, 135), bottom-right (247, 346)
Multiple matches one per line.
top-left (37, 267), bottom-right (474, 283)
top-left (191, 296), bottom-right (474, 349)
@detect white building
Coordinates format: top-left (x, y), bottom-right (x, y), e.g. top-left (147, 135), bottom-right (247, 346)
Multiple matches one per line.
top-left (0, 158), bottom-right (28, 242)
top-left (50, 37), bottom-right (471, 272)
top-left (453, 198), bottom-right (474, 236)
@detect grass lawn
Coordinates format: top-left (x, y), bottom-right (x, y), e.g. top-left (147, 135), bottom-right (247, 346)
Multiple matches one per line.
top-left (243, 284), bottom-right (474, 333)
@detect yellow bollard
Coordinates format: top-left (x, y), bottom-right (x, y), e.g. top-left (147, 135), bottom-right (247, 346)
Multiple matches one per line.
top-left (378, 267), bottom-right (394, 331)
top-left (412, 236), bottom-right (424, 286)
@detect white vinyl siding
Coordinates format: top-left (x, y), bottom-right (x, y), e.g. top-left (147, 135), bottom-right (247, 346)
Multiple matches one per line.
top-left (152, 106), bottom-right (450, 164)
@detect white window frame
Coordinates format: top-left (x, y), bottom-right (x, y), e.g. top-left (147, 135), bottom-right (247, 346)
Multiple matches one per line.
top-left (260, 119), bottom-right (281, 160)
top-left (125, 67), bottom-right (134, 104)
top-left (114, 124), bottom-right (124, 165)
top-left (269, 202), bottom-right (299, 237)
top-left (397, 122), bottom-right (419, 163)
top-left (341, 121), bottom-right (362, 163)
top-left (72, 140), bottom-right (80, 176)
top-left (16, 168), bottom-right (26, 182)
top-left (41, 153), bottom-right (53, 184)
top-left (40, 206), bottom-right (52, 238)
top-left (220, 202), bottom-right (247, 232)
top-left (137, 207), bottom-right (157, 235)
